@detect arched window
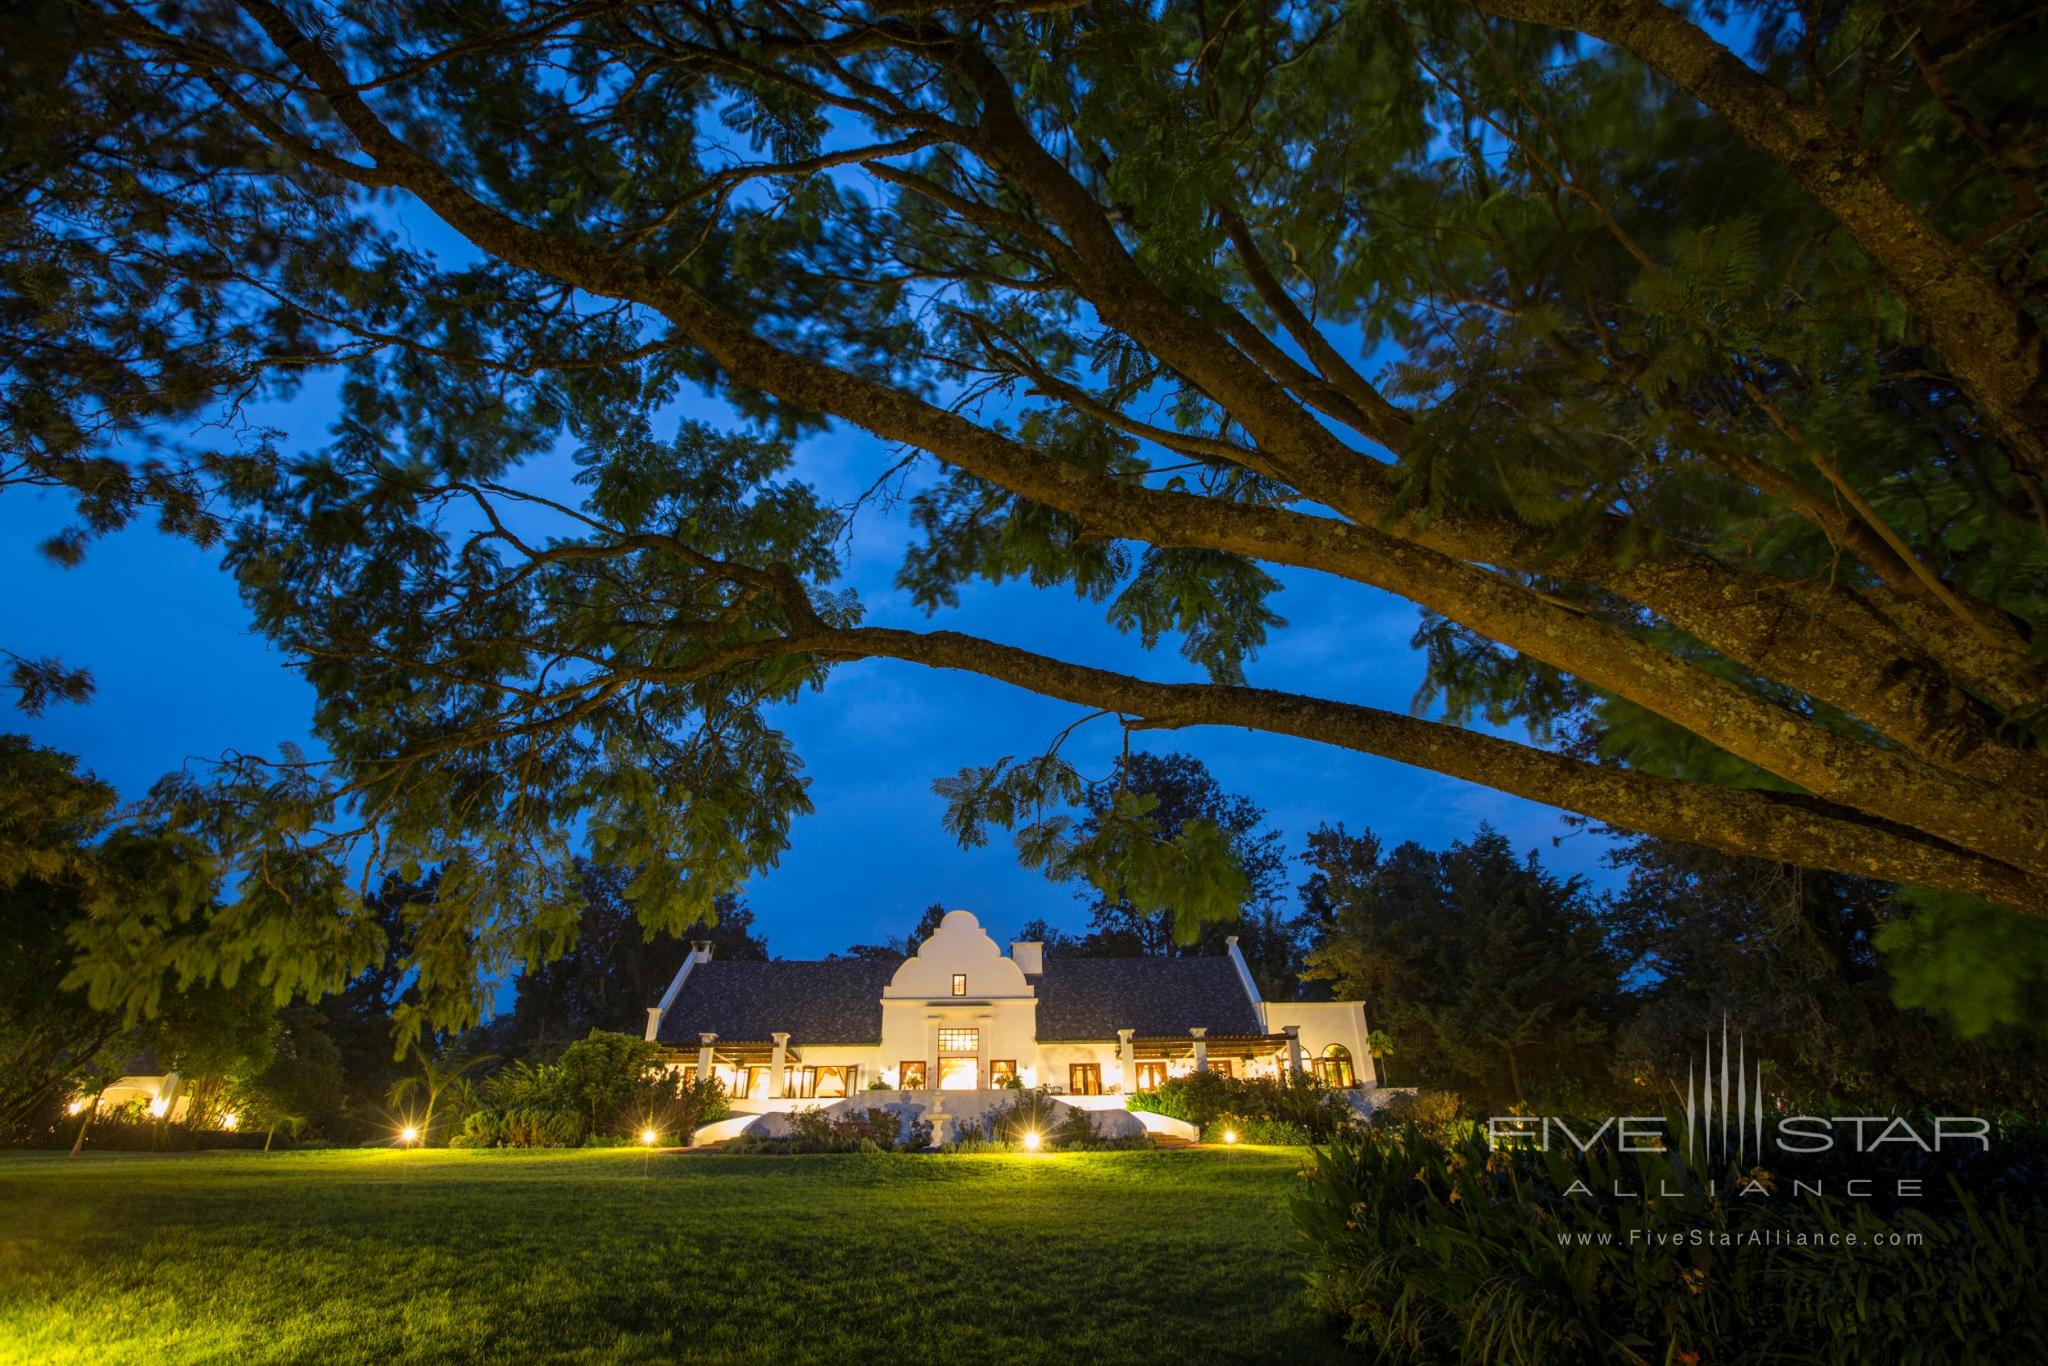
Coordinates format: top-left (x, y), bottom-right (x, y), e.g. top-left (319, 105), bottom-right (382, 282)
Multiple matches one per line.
top-left (1314, 1043), bottom-right (1357, 1089)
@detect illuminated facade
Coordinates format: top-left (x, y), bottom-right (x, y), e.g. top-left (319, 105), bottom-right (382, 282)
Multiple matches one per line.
top-left (644, 909), bottom-right (1377, 1114)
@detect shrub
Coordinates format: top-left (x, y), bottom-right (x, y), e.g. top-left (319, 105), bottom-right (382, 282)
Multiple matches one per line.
top-left (1368, 1089), bottom-right (1474, 1141)
top-left (450, 1111), bottom-right (501, 1148)
top-left (1294, 1118), bottom-right (2048, 1363)
top-left (1130, 1071), bottom-right (1354, 1141)
top-left (457, 1034), bottom-right (728, 1147)
top-left (1051, 1102), bottom-right (1098, 1148)
top-left (724, 1104), bottom-right (927, 1155)
top-left (497, 1106), bottom-right (581, 1148)
top-left (1202, 1116), bottom-right (1309, 1145)
top-left (984, 1088), bottom-right (1062, 1144)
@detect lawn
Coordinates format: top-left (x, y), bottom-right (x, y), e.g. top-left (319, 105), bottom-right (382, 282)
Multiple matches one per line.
top-left (0, 1145), bottom-right (1349, 1365)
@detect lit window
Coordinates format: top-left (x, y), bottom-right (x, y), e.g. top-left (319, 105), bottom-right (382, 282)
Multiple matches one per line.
top-left (1136, 1061), bottom-right (1167, 1091)
top-left (1069, 1063), bottom-right (1102, 1095)
top-left (952, 972), bottom-right (967, 996)
top-left (938, 1027), bottom-right (978, 1053)
top-left (1314, 1044), bottom-right (1358, 1089)
top-left (899, 1060), bottom-right (927, 1089)
top-left (938, 1057), bottom-right (981, 1090)
top-left (1210, 1060), bottom-right (1234, 1080)
top-left (989, 1059), bottom-right (1017, 1086)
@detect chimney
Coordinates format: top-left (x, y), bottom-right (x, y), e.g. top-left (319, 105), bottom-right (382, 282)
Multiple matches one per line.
top-left (1009, 941), bottom-right (1044, 976)
top-left (692, 940), bottom-right (713, 962)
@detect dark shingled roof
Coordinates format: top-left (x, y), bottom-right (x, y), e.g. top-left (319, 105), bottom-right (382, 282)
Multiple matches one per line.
top-left (656, 959), bottom-right (899, 1047)
top-left (1033, 956), bottom-right (1263, 1041)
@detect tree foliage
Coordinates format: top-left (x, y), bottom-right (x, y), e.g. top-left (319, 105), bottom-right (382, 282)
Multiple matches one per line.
top-left (1303, 823), bottom-right (1621, 1109)
top-left (5, 0), bottom-right (2047, 1035)
top-left (497, 861), bottom-right (768, 1055)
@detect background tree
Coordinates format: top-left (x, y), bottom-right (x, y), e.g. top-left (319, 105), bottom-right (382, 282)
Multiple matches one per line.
top-left (840, 902), bottom-right (950, 961)
top-left (312, 869), bottom-right (440, 1124)
top-left (6, 0), bottom-right (2048, 1037)
top-left (132, 981), bottom-right (280, 1132)
top-left (235, 1005), bottom-right (346, 1141)
top-left (498, 862), bottom-right (769, 1056)
top-left (1602, 834), bottom-right (2048, 1113)
top-left (1306, 824), bottom-right (1622, 1110)
top-left (0, 737), bottom-right (127, 1136)
top-left (1075, 753), bottom-right (1297, 965)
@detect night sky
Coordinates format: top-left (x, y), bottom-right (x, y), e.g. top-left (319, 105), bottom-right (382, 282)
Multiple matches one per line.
top-left (1, 214), bottom-right (1618, 970)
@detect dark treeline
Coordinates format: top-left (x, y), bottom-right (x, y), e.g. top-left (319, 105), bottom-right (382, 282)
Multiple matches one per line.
top-left (9, 736), bottom-right (2046, 1146)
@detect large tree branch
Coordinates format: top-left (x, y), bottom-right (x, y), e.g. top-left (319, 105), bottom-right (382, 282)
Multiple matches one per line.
top-left (214, 1), bottom-right (2048, 869)
top-left (1473, 0), bottom-right (2048, 487)
top-left (925, 19), bottom-right (2047, 774)
top-left (223, 0), bottom-right (2045, 837)
top-left (635, 622), bottom-right (2048, 913)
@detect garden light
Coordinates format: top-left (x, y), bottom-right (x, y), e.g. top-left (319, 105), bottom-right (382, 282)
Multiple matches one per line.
top-left (642, 1127), bottom-right (658, 1146)
top-left (148, 1098), bottom-right (170, 1118)
top-left (221, 1113), bottom-right (239, 1131)
top-left (1223, 1129), bottom-right (1238, 1145)
top-left (400, 1125), bottom-right (419, 1145)
top-left (67, 1098), bottom-right (87, 1116)
top-left (1022, 1130), bottom-right (1041, 1151)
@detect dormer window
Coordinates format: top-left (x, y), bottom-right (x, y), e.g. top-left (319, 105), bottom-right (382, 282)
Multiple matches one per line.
top-left (951, 973), bottom-right (966, 996)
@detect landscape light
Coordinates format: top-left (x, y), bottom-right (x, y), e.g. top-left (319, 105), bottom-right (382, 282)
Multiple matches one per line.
top-left (1223, 1129), bottom-right (1238, 1145)
top-left (148, 1098), bottom-right (170, 1118)
top-left (400, 1125), bottom-right (419, 1144)
top-left (1022, 1130), bottom-right (1041, 1151)
top-left (67, 1098), bottom-right (88, 1116)
top-left (221, 1113), bottom-right (239, 1131)
top-left (641, 1127), bottom-right (658, 1146)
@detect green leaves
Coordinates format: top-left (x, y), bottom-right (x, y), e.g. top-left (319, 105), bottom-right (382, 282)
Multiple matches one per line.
top-left (1875, 890), bottom-right (2048, 1038)
top-left (935, 752), bottom-right (1252, 945)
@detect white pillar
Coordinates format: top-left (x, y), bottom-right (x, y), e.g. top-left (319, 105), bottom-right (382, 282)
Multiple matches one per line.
top-left (770, 1032), bottom-right (789, 1099)
top-left (1191, 1026), bottom-right (1209, 1074)
top-left (977, 1012), bottom-right (992, 1090)
top-left (697, 1032), bottom-right (717, 1084)
top-left (1117, 1028), bottom-right (1135, 1094)
top-left (1284, 1025), bottom-right (1304, 1078)
top-left (927, 1014), bottom-right (941, 1090)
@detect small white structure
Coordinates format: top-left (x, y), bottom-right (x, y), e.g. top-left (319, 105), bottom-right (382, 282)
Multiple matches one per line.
top-left (76, 1072), bottom-right (187, 1121)
top-left (644, 909), bottom-right (1379, 1131)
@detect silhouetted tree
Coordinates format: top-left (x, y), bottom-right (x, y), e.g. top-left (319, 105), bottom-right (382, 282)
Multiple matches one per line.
top-left (841, 902), bottom-right (949, 961)
top-left (499, 861), bottom-right (768, 1056)
top-left (1307, 824), bottom-right (1622, 1110)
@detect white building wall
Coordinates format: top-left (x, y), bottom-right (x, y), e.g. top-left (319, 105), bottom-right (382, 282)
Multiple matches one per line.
top-left (656, 907), bottom-right (1381, 1110)
top-left (1261, 1000), bottom-right (1377, 1086)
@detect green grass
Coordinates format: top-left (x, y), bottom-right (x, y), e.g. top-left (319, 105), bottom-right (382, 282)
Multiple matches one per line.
top-left (0, 1145), bottom-right (1348, 1364)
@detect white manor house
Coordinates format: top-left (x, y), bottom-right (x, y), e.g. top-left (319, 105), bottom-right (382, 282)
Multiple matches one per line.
top-left (643, 909), bottom-right (1379, 1139)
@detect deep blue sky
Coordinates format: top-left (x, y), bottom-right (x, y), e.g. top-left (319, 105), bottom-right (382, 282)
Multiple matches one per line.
top-left (2, 435), bottom-right (1617, 967)
top-left (1, 203), bottom-right (1619, 970)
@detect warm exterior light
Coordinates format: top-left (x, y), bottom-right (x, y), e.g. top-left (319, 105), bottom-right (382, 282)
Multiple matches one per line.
top-left (1022, 1130), bottom-right (1041, 1151)
top-left (67, 1098), bottom-right (88, 1116)
top-left (400, 1125), bottom-right (419, 1144)
top-left (221, 1113), bottom-right (239, 1131)
top-left (1223, 1129), bottom-right (1239, 1145)
top-left (148, 1098), bottom-right (170, 1118)
top-left (641, 1127), bottom-right (658, 1145)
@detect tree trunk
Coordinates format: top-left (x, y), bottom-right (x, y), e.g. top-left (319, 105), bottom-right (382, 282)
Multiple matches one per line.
top-left (68, 1103), bottom-right (95, 1158)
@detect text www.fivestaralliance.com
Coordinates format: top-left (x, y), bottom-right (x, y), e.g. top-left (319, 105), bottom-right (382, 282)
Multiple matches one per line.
top-left (1555, 1230), bottom-right (1924, 1248)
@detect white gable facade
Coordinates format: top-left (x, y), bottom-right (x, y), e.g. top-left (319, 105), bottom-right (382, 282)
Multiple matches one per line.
top-left (645, 909), bottom-right (1377, 1117)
